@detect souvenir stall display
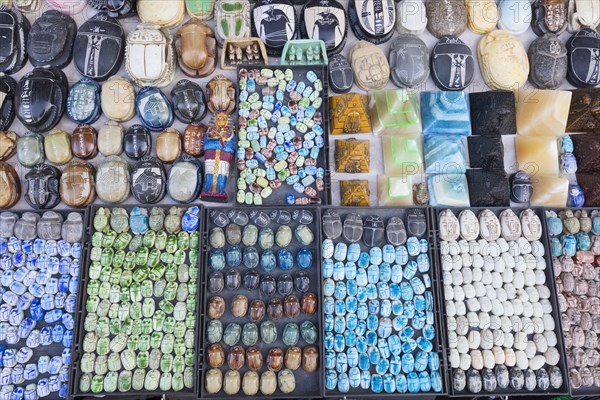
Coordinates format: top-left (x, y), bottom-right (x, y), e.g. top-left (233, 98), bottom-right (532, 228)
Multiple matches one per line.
top-left (203, 208), bottom-right (321, 397)
top-left (0, 210), bottom-right (84, 399)
top-left (71, 206), bottom-right (201, 395)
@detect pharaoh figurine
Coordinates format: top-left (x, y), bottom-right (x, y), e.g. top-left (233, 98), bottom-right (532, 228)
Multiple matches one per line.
top-left (201, 75), bottom-right (236, 202)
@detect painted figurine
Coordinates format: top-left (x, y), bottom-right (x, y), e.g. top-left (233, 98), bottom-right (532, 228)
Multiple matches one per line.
top-left (201, 75), bottom-right (236, 202)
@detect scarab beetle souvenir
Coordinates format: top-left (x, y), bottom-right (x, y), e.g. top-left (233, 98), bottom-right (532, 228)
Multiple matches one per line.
top-left (498, 0), bottom-right (533, 35)
top-left (124, 124), bottom-right (151, 159)
top-left (568, 0), bottom-right (600, 31)
top-left (60, 160), bottom-right (96, 208)
top-left (66, 78), bottom-right (102, 124)
top-left (17, 131), bottom-right (44, 167)
top-left (98, 120), bottom-right (124, 156)
top-left (176, 19), bottom-right (217, 78)
top-left (567, 28), bottom-right (600, 88)
top-left (532, 0), bottom-right (568, 36)
top-left (101, 76), bottom-right (135, 122)
top-left (438, 209), bottom-right (459, 241)
top-left (131, 156), bottom-right (167, 204)
top-left (168, 154), bottom-right (202, 203)
top-left (389, 34), bottom-right (429, 88)
top-left (0, 74), bottom-right (16, 131)
top-left (138, 0), bottom-right (185, 28)
top-left (396, 0), bottom-right (427, 34)
top-left (426, 0), bottom-right (467, 38)
top-left (251, 0), bottom-right (297, 56)
top-left (0, 130), bottom-right (17, 161)
top-left (125, 23), bottom-right (175, 88)
top-left (300, 0), bottom-right (347, 55)
top-left (95, 156), bottom-right (130, 203)
top-left (15, 67), bottom-right (68, 133)
top-left (27, 10), bottom-right (75, 69)
top-left (74, 13), bottom-right (125, 81)
top-left (24, 164), bottom-right (61, 209)
top-left (431, 36), bottom-right (474, 91)
top-left (0, 162), bottom-right (19, 208)
top-left (71, 124), bottom-right (98, 160)
top-left (183, 122), bottom-right (205, 156)
top-left (87, 0), bottom-right (136, 18)
top-left (328, 54), bottom-right (353, 94)
top-left (44, 129), bottom-right (72, 165)
top-left (156, 128), bottom-right (182, 163)
top-left (135, 86), bottom-right (174, 132)
top-left (528, 33), bottom-right (568, 89)
top-left (478, 30), bottom-right (529, 91)
top-left (349, 0), bottom-right (395, 44)
top-left (171, 79), bottom-right (207, 123)
top-left (215, 0), bottom-right (251, 44)
top-left (363, 216), bottom-right (385, 247)
top-left (348, 41), bottom-right (390, 91)
top-left (0, 5), bottom-right (29, 74)
top-left (185, 0), bottom-right (215, 20)
top-left (510, 170), bottom-right (533, 203)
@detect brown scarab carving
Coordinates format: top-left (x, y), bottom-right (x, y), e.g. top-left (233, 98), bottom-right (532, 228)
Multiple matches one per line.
top-left (246, 346), bottom-right (263, 371)
top-left (208, 343), bottom-right (225, 368)
top-left (208, 296), bottom-right (226, 319)
top-left (266, 348), bottom-right (283, 372)
top-left (175, 18), bottom-right (217, 78)
top-left (71, 125), bottom-right (98, 160)
top-left (227, 345), bottom-right (245, 370)
top-left (183, 121), bottom-right (206, 156)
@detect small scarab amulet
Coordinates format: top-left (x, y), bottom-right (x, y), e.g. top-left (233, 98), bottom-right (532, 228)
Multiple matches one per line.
top-left (87, 0), bottom-right (136, 18)
top-left (267, 298), bottom-right (283, 320)
top-left (27, 10), bottom-right (76, 69)
top-left (71, 125), bottom-right (98, 160)
top-left (60, 160), bottom-right (96, 208)
top-left (131, 156), bottom-right (167, 204)
top-left (183, 122), bottom-right (206, 156)
top-left (227, 345), bottom-right (245, 370)
top-left (249, 299), bottom-right (265, 321)
top-left (135, 87), bottom-right (174, 132)
top-left (0, 6), bottom-right (30, 75)
top-left (171, 79), bottom-right (208, 123)
top-left (24, 164), bottom-right (61, 210)
top-left (156, 128), bottom-right (182, 163)
top-left (266, 348), bottom-right (284, 372)
top-left (231, 294), bottom-right (248, 317)
top-left (125, 23), bottom-right (176, 88)
top-left (0, 162), bottom-right (20, 209)
top-left (208, 343), bottom-right (225, 368)
top-left (246, 346), bottom-right (263, 370)
top-left (208, 296), bottom-right (226, 319)
top-left (124, 125), bottom-right (152, 160)
top-left (167, 154), bottom-right (203, 204)
top-left (101, 76), bottom-right (135, 123)
top-left (531, 0), bottom-right (568, 36)
top-left (0, 75), bottom-right (17, 131)
top-left (176, 19), bottom-right (217, 78)
top-left (66, 78), bottom-right (102, 125)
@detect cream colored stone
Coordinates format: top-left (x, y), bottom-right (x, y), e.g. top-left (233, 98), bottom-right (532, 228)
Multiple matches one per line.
top-left (98, 121), bottom-right (124, 157)
top-left (242, 371), bottom-right (259, 396)
top-left (348, 41), bottom-right (390, 91)
top-left (516, 89), bottom-right (572, 136)
top-left (516, 136), bottom-right (560, 176)
top-left (466, 0), bottom-right (498, 33)
top-left (530, 175), bottom-right (570, 208)
top-left (478, 30), bottom-right (529, 90)
top-left (471, 350), bottom-right (483, 370)
top-left (138, 0), bottom-right (185, 28)
top-left (101, 76), bottom-right (136, 122)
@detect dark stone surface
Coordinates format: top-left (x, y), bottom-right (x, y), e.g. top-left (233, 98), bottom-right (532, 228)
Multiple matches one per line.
top-left (24, 164), bottom-right (61, 210)
top-left (328, 54), bottom-right (353, 94)
top-left (531, 0), bottom-right (567, 36)
top-left (509, 170), bottom-right (533, 204)
top-left (389, 34), bottom-right (429, 88)
top-left (567, 88), bottom-right (600, 132)
top-left (87, 0), bottom-right (136, 18)
top-left (572, 133), bottom-right (600, 173)
top-left (467, 136), bottom-right (505, 170)
top-left (171, 79), bottom-right (207, 124)
top-left (28, 10), bottom-right (75, 69)
top-left (251, 0), bottom-right (297, 56)
top-left (577, 173), bottom-right (600, 206)
top-left (131, 156), bottom-right (167, 204)
top-left (66, 78), bottom-right (102, 124)
top-left (469, 91), bottom-right (516, 136)
top-left (567, 28), bottom-right (600, 88)
top-left (0, 74), bottom-right (16, 131)
top-left (0, 5), bottom-right (29, 74)
top-left (431, 35), bottom-right (474, 91)
top-left (425, 0), bottom-right (467, 38)
top-left (135, 86), bottom-right (174, 132)
top-left (528, 33), bottom-right (567, 89)
top-left (124, 124), bottom-right (151, 160)
top-left (300, 0), bottom-right (347, 55)
top-left (348, 0), bottom-right (395, 44)
top-left (467, 169), bottom-right (510, 207)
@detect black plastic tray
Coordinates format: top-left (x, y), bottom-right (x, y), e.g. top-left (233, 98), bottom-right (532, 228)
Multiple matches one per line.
top-left (235, 65), bottom-right (331, 206)
top-left (320, 207), bottom-right (449, 398)
top-left (431, 207), bottom-right (570, 397)
top-left (200, 206), bottom-right (323, 399)
top-left (69, 205), bottom-right (204, 399)
top-left (0, 209), bottom-right (89, 400)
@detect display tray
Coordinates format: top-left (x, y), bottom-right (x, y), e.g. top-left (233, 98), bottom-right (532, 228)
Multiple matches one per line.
top-left (200, 206), bottom-right (323, 398)
top-left (235, 65), bottom-right (331, 206)
top-left (431, 207), bottom-right (570, 397)
top-left (0, 209), bottom-right (88, 400)
top-left (70, 205), bottom-right (203, 399)
top-left (320, 206), bottom-right (448, 397)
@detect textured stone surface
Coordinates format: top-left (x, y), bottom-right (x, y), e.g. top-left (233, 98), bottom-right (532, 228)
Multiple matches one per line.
top-left (466, 169), bottom-right (510, 207)
top-left (528, 33), bottom-right (568, 89)
top-left (478, 30), bottom-right (529, 91)
top-left (469, 91), bottom-right (516, 136)
top-left (468, 136), bottom-right (504, 170)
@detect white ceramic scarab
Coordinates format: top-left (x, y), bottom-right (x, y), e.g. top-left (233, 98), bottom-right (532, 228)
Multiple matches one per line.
top-left (478, 209), bottom-right (501, 241)
top-left (125, 24), bottom-right (176, 88)
top-left (439, 209), bottom-right (460, 241)
top-left (459, 210), bottom-right (479, 241)
top-left (500, 209), bottom-right (522, 241)
top-left (520, 209), bottom-right (543, 241)
top-left (568, 0), bottom-right (600, 32)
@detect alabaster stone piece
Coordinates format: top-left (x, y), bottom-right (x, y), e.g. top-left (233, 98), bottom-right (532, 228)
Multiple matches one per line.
top-left (531, 0), bottom-right (568, 36)
top-left (421, 91), bottom-right (471, 136)
top-left (478, 30), bottom-right (529, 91)
top-left (125, 24), bottom-right (176, 88)
top-left (382, 135), bottom-right (422, 175)
top-left (568, 0), bottom-right (600, 31)
top-left (572, 133), bottom-right (600, 172)
top-left (567, 28), bottom-right (600, 88)
top-left (0, 211), bottom-right (17, 237)
top-left (221, 38), bottom-right (268, 70)
top-left (300, 0), bottom-right (347, 55)
top-left (251, 0), bottom-right (297, 56)
top-left (577, 173), bottom-right (600, 206)
top-left (168, 154), bottom-right (202, 203)
top-left (98, 121), bottom-right (123, 157)
top-left (101, 76), bottom-right (135, 122)
top-left (340, 180), bottom-right (370, 207)
top-left (156, 128), bottom-right (182, 163)
top-left (426, 0), bottom-right (467, 37)
top-left (62, 212), bottom-right (83, 243)
top-left (335, 138), bottom-right (369, 173)
top-left (516, 136), bottom-right (560, 175)
top-left (44, 130), bottom-right (71, 166)
top-left (378, 175), bottom-right (413, 206)
top-left (0, 75), bottom-right (16, 132)
top-left (396, 0), bottom-right (427, 34)
top-left (528, 33), bottom-right (568, 90)
top-left (96, 156), bottom-right (130, 203)
top-left (0, 131), bottom-right (18, 161)
top-left (329, 93), bottom-right (371, 135)
top-left (427, 173), bottom-right (470, 207)
top-left (0, 162), bottom-right (19, 208)
top-left (24, 164), bottom-right (61, 209)
top-left (186, 0), bottom-right (215, 19)
top-left (171, 79), bottom-right (207, 123)
top-left (465, 0), bottom-right (498, 34)
top-left (27, 10), bottom-right (75, 69)
top-left (424, 135), bottom-right (466, 174)
top-left (497, 0), bottom-right (532, 35)
top-left (467, 136), bottom-right (504, 170)
top-left (467, 169), bottom-right (510, 207)
top-left (0, 5), bottom-right (29, 75)
top-left (60, 160), bottom-right (96, 208)
top-left (431, 35), bottom-right (474, 91)
top-left (176, 18), bottom-right (217, 78)
top-left (348, 0), bottom-right (395, 44)
top-left (567, 89), bottom-right (600, 132)
top-left (16, 131), bottom-right (44, 167)
top-left (370, 90), bottom-right (421, 137)
top-left (516, 89), bottom-right (572, 136)
top-left (530, 175), bottom-right (569, 207)
top-left (183, 122), bottom-right (206, 156)
top-left (348, 41), bottom-right (390, 91)
top-left (71, 124), bottom-right (98, 160)
top-left (469, 91), bottom-right (516, 136)
top-left (281, 39), bottom-right (328, 66)
top-left (138, 0), bottom-right (185, 28)
top-left (215, 0), bottom-right (250, 44)
top-left (388, 34), bottom-right (429, 89)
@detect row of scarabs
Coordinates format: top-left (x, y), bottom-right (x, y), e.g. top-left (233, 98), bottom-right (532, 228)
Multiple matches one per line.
top-left (78, 206), bottom-right (200, 394)
top-left (205, 208), bottom-right (321, 396)
top-left (0, 211), bottom-right (84, 399)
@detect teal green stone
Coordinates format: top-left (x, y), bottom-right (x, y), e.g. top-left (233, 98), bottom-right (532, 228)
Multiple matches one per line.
top-left (223, 323), bottom-right (241, 346)
top-left (164, 316), bottom-right (176, 334)
top-left (260, 321), bottom-right (277, 344)
top-left (139, 334), bottom-right (150, 351)
top-left (242, 323), bottom-right (259, 346)
top-left (143, 230), bottom-right (156, 248)
top-left (300, 321), bottom-right (318, 344)
top-left (174, 355), bottom-right (185, 373)
top-left (283, 323), bottom-right (300, 346)
top-left (207, 320), bottom-right (223, 343)
top-left (129, 235), bottom-right (143, 251)
top-left (155, 231), bottom-right (167, 250)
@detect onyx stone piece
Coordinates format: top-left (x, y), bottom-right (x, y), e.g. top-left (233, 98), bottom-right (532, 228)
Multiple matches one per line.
top-left (389, 34), bottom-right (429, 88)
top-left (510, 170), bottom-right (533, 204)
top-left (576, 173), bottom-right (600, 206)
top-left (567, 28), bottom-right (600, 88)
top-left (27, 10), bottom-right (76, 69)
top-left (467, 169), bottom-right (510, 207)
top-left (528, 33), bottom-right (568, 89)
top-left (300, 0), bottom-right (347, 55)
top-left (251, 0), bottom-right (297, 56)
top-left (24, 163), bottom-right (61, 210)
top-left (0, 74), bottom-right (16, 131)
top-left (15, 67), bottom-right (68, 133)
top-left (531, 0), bottom-right (567, 36)
top-left (131, 156), bottom-right (167, 204)
top-left (124, 124), bottom-right (151, 160)
top-left (567, 88), bottom-right (600, 132)
top-left (469, 91), bottom-right (516, 136)
top-left (348, 0), bottom-right (395, 44)
top-left (171, 79), bottom-right (207, 124)
top-left (66, 78), bottom-right (102, 125)
top-left (572, 133), bottom-right (600, 173)
top-left (328, 54), bottom-right (353, 94)
top-left (87, 0), bottom-right (136, 18)
top-left (431, 35), bottom-right (474, 91)
top-left (74, 12), bottom-right (125, 81)
top-left (467, 136), bottom-right (505, 170)
top-left (0, 5), bottom-right (29, 74)
top-left (135, 86), bottom-right (174, 132)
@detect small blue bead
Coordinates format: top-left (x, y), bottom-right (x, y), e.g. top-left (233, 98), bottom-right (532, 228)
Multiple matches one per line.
top-left (371, 374), bottom-right (383, 393)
